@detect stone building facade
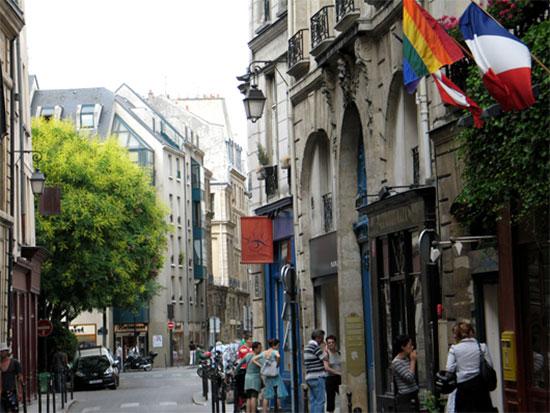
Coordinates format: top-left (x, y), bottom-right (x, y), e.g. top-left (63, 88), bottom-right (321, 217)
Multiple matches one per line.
top-left (0, 0), bottom-right (46, 400)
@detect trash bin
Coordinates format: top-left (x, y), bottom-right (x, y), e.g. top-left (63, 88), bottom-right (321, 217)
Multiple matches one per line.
top-left (38, 372), bottom-right (51, 394)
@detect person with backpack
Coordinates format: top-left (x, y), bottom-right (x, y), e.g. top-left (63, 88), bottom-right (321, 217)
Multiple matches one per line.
top-left (446, 322), bottom-right (496, 412)
top-left (259, 338), bottom-right (288, 412)
top-left (391, 335), bottom-right (419, 412)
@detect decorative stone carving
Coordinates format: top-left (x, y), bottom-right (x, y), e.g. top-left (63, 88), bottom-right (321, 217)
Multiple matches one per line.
top-left (337, 53), bottom-right (359, 107)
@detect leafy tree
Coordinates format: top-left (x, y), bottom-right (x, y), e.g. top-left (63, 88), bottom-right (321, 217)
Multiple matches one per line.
top-left (32, 118), bottom-right (169, 323)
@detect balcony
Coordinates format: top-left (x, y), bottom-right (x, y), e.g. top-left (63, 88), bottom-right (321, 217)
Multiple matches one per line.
top-left (287, 29), bottom-right (310, 78)
top-left (310, 6), bottom-right (335, 57)
top-left (335, 0), bottom-right (360, 32)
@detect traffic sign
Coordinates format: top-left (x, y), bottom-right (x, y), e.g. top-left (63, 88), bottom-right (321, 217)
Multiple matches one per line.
top-left (167, 321), bottom-right (175, 330)
top-left (37, 320), bottom-right (53, 337)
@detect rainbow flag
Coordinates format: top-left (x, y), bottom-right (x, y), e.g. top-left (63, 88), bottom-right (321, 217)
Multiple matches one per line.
top-left (403, 0), bottom-right (464, 93)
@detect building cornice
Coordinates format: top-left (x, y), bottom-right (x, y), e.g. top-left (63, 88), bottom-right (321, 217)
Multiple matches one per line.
top-left (248, 11), bottom-right (288, 54)
top-left (0, 1), bottom-right (25, 38)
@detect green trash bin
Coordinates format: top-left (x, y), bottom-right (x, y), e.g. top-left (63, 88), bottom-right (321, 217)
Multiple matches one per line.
top-left (38, 372), bottom-right (50, 394)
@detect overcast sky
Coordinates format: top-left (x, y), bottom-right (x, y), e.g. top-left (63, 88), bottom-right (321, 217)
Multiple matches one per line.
top-left (25, 0), bottom-right (250, 146)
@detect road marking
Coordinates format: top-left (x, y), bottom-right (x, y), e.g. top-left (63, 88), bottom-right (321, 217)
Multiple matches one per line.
top-left (120, 402), bottom-right (140, 408)
top-left (159, 402), bottom-right (178, 406)
top-left (82, 408), bottom-right (101, 413)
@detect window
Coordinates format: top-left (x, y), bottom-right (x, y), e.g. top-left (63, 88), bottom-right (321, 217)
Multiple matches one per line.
top-left (264, 0), bottom-right (270, 22)
top-left (168, 155), bottom-right (173, 177)
top-left (41, 107), bottom-right (54, 121)
top-left (176, 158), bottom-right (181, 179)
top-left (80, 104), bottom-right (95, 128)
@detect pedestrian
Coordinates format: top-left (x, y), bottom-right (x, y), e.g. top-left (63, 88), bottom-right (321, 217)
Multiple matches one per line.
top-left (304, 329), bottom-right (328, 413)
top-left (236, 341), bottom-right (262, 413)
top-left (189, 340), bottom-right (197, 365)
top-left (446, 322), bottom-right (496, 412)
top-left (235, 333), bottom-right (253, 410)
top-left (259, 338), bottom-right (288, 412)
top-left (391, 335), bottom-right (419, 412)
top-left (52, 349), bottom-right (68, 393)
top-left (0, 343), bottom-right (23, 413)
top-left (324, 335), bottom-right (342, 413)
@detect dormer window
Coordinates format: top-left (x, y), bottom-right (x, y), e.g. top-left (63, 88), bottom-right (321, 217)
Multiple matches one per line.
top-left (41, 107), bottom-right (55, 121)
top-left (80, 104), bottom-right (95, 128)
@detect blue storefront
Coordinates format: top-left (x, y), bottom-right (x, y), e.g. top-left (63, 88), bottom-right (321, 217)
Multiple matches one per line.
top-left (255, 197), bottom-right (302, 408)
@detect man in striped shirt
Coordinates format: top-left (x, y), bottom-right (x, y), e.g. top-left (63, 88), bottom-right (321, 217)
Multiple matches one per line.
top-left (304, 329), bottom-right (328, 413)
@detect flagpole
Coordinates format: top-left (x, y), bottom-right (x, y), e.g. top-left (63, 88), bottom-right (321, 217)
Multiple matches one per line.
top-left (469, 0), bottom-right (550, 75)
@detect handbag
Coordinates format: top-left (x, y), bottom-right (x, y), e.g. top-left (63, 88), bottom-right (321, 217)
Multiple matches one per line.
top-left (478, 342), bottom-right (497, 391)
top-left (435, 370), bottom-right (457, 394)
top-left (260, 355), bottom-right (278, 377)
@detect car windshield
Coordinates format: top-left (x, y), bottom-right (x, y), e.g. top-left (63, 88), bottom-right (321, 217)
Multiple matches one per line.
top-left (76, 356), bottom-right (110, 371)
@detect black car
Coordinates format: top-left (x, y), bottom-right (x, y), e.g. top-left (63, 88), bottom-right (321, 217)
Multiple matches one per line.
top-left (73, 348), bottom-right (120, 390)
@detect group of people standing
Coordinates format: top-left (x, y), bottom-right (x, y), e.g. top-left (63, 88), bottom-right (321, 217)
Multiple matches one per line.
top-left (235, 334), bottom-right (288, 413)
top-left (392, 322), bottom-right (497, 412)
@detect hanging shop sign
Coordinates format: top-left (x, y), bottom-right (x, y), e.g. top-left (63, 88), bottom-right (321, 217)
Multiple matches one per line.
top-left (241, 216), bottom-right (274, 263)
top-left (310, 232), bottom-right (338, 279)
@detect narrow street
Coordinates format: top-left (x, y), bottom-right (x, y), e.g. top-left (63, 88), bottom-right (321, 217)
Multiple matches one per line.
top-left (67, 367), bottom-right (209, 413)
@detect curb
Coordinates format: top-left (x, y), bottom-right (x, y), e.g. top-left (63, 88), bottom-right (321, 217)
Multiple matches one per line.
top-left (192, 392), bottom-right (208, 406)
top-left (65, 399), bottom-right (79, 412)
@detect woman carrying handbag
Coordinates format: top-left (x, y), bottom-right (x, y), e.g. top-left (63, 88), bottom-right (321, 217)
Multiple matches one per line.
top-left (445, 322), bottom-right (497, 412)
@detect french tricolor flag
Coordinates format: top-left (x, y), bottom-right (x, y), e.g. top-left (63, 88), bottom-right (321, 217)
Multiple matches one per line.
top-left (459, 3), bottom-right (535, 111)
top-left (432, 71), bottom-right (484, 128)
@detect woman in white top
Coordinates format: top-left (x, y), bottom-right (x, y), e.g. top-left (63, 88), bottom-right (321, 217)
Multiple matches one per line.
top-left (446, 322), bottom-right (495, 412)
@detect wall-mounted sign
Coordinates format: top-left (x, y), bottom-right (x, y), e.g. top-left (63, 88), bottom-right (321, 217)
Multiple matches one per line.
top-left (241, 217), bottom-right (274, 263)
top-left (69, 324), bottom-right (96, 336)
top-left (345, 314), bottom-right (366, 378)
top-left (152, 335), bottom-right (163, 348)
top-left (310, 232), bottom-right (338, 279)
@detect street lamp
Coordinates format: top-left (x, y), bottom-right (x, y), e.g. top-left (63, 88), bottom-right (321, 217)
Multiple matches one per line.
top-left (243, 84), bottom-right (267, 123)
top-left (30, 169), bottom-right (46, 195)
top-left (238, 59), bottom-right (288, 123)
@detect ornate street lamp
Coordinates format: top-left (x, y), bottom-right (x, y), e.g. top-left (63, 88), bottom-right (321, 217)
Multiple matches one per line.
top-left (30, 169), bottom-right (46, 195)
top-left (243, 84), bottom-right (267, 123)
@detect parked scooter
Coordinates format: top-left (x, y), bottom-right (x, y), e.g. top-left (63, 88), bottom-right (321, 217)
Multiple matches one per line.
top-left (124, 351), bottom-right (158, 371)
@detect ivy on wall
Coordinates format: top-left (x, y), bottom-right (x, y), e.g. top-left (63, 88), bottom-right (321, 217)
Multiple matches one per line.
top-left (453, 19), bottom-right (549, 230)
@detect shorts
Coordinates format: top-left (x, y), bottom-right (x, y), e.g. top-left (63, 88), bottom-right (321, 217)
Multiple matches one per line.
top-left (246, 389), bottom-right (259, 399)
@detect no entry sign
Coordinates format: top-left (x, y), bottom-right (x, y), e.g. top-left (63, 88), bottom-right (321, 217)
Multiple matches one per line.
top-left (37, 320), bottom-right (53, 337)
top-left (167, 321), bottom-right (175, 330)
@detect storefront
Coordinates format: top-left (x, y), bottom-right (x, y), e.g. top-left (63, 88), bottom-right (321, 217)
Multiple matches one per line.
top-left (362, 187), bottom-right (438, 411)
top-left (113, 306), bottom-right (149, 360)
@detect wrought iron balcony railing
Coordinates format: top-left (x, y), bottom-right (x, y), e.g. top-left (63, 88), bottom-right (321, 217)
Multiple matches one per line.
top-left (323, 192), bottom-right (333, 233)
top-left (311, 6), bottom-right (335, 53)
top-left (288, 29), bottom-right (310, 77)
top-left (335, 0), bottom-right (360, 32)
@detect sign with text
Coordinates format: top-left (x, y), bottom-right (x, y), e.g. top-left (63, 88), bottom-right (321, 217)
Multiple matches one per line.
top-left (152, 335), bottom-right (163, 348)
top-left (344, 314), bottom-right (366, 378)
top-left (240, 217), bottom-right (273, 264)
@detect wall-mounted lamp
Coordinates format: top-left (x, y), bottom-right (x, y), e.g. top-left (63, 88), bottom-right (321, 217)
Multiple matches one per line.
top-left (14, 150), bottom-right (46, 195)
top-left (238, 58), bottom-right (288, 122)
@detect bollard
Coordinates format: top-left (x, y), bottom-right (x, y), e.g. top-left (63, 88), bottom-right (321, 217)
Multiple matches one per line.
top-left (347, 391), bottom-right (353, 413)
top-left (60, 372), bottom-right (64, 409)
top-left (38, 377), bottom-right (42, 413)
top-left (202, 372), bottom-right (209, 401)
top-left (274, 385), bottom-right (279, 413)
top-left (22, 382), bottom-right (27, 413)
top-left (70, 370), bottom-right (74, 400)
top-left (220, 376), bottom-right (226, 413)
top-left (46, 376), bottom-right (50, 413)
top-left (51, 375), bottom-right (56, 413)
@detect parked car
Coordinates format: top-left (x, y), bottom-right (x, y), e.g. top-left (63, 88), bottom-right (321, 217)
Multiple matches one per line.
top-left (73, 346), bottom-right (120, 390)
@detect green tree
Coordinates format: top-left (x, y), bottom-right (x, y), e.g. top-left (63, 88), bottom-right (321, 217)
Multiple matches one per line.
top-left (32, 118), bottom-right (169, 323)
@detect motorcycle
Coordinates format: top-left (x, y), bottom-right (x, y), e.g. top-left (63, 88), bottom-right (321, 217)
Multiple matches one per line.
top-left (123, 351), bottom-right (158, 371)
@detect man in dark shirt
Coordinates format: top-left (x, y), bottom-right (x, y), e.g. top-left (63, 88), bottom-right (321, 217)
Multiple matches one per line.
top-left (52, 350), bottom-right (68, 393)
top-left (0, 342), bottom-right (23, 413)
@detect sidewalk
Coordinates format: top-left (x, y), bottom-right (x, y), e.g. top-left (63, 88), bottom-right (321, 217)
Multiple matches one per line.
top-left (25, 393), bottom-right (78, 413)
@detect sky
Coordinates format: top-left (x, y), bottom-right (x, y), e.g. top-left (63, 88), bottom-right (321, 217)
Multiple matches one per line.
top-left (25, 0), bottom-right (250, 147)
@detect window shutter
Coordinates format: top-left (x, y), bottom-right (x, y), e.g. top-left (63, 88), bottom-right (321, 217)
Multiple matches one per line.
top-left (93, 104), bottom-right (102, 128)
top-left (75, 104), bottom-right (82, 129)
top-left (54, 105), bottom-right (63, 119)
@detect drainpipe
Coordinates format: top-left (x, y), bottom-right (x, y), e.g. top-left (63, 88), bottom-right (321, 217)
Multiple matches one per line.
top-left (417, 78), bottom-right (432, 182)
top-left (16, 38), bottom-right (26, 244)
top-left (286, 73), bottom-right (301, 413)
top-left (7, 36), bottom-right (18, 343)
